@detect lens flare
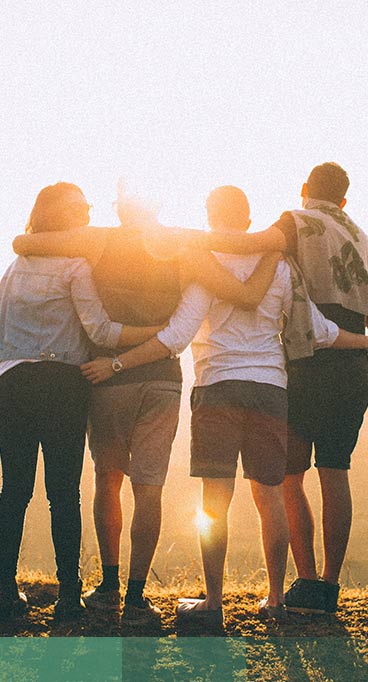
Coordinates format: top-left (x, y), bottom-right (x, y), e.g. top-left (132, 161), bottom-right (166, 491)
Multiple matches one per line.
top-left (194, 507), bottom-right (213, 536)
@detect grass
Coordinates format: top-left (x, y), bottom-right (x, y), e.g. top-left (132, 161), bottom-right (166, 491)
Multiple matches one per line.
top-left (1, 572), bottom-right (367, 640)
top-left (1, 574), bottom-right (368, 681)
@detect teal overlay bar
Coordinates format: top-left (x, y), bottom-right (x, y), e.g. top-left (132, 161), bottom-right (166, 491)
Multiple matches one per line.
top-left (0, 636), bottom-right (366, 681)
top-left (122, 636), bottom-right (368, 682)
top-left (0, 638), bottom-right (122, 682)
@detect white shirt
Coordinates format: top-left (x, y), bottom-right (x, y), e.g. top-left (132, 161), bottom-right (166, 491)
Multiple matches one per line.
top-left (157, 254), bottom-right (338, 389)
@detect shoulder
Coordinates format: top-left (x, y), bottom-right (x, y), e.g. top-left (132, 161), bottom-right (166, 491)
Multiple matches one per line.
top-left (63, 256), bottom-right (92, 276)
top-left (74, 226), bottom-right (109, 267)
top-left (272, 211), bottom-right (297, 234)
top-left (271, 211), bottom-right (297, 256)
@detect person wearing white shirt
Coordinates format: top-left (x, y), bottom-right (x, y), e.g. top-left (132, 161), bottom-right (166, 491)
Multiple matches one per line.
top-left (82, 186), bottom-right (367, 625)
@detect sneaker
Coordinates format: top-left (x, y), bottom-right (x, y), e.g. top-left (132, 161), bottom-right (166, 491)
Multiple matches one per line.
top-left (83, 586), bottom-right (121, 613)
top-left (322, 580), bottom-right (340, 613)
top-left (258, 598), bottom-right (288, 623)
top-left (176, 598), bottom-right (224, 628)
top-left (53, 581), bottom-right (86, 623)
top-left (0, 581), bottom-right (28, 621)
top-left (122, 597), bottom-right (161, 626)
top-left (284, 578), bottom-right (326, 614)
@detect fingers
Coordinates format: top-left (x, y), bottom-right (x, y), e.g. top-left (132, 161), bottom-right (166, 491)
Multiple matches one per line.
top-left (80, 366), bottom-right (96, 378)
top-left (80, 359), bottom-right (112, 385)
top-left (81, 368), bottom-right (107, 384)
top-left (90, 374), bottom-right (105, 385)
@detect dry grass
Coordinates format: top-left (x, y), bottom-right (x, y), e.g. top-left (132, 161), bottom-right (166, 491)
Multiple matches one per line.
top-left (1, 572), bottom-right (367, 642)
top-left (1, 574), bottom-right (368, 681)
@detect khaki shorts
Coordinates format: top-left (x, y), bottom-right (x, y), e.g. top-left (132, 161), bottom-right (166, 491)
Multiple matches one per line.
top-left (88, 381), bottom-right (181, 486)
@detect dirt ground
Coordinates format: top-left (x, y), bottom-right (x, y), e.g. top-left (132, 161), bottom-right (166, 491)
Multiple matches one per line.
top-left (0, 576), bottom-right (366, 639)
top-left (1, 578), bottom-right (367, 682)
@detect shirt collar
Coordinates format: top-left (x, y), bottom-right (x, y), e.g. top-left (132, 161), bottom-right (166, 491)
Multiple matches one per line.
top-left (304, 198), bottom-right (340, 210)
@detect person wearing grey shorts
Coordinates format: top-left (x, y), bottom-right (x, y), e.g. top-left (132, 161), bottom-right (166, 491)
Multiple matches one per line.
top-left (82, 186), bottom-right (366, 625)
top-left (14, 188), bottom-right (281, 626)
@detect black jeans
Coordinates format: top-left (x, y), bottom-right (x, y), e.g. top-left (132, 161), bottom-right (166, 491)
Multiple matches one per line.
top-left (0, 362), bottom-right (91, 586)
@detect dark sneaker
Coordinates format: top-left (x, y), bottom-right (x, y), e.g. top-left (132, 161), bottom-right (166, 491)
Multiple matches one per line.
top-left (83, 586), bottom-right (121, 613)
top-left (53, 581), bottom-right (86, 623)
top-left (284, 578), bottom-right (326, 614)
top-left (122, 597), bottom-right (161, 626)
top-left (322, 580), bottom-right (340, 613)
top-left (258, 598), bottom-right (288, 622)
top-left (176, 598), bottom-right (224, 628)
top-left (0, 581), bottom-right (28, 621)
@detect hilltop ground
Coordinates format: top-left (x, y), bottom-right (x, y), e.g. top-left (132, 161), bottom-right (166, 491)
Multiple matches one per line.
top-left (0, 575), bottom-right (367, 681)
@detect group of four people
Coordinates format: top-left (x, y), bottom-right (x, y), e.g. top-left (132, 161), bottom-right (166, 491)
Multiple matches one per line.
top-left (0, 162), bottom-right (367, 626)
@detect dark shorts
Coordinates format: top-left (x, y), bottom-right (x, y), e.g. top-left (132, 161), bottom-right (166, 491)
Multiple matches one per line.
top-left (287, 353), bottom-right (368, 473)
top-left (190, 380), bottom-right (288, 486)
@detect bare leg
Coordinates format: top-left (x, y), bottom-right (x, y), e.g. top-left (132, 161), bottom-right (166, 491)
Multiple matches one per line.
top-left (251, 481), bottom-right (289, 606)
top-left (283, 472), bottom-right (318, 580)
top-left (94, 470), bottom-right (124, 565)
top-left (196, 477), bottom-right (235, 611)
top-left (129, 484), bottom-right (163, 581)
top-left (319, 468), bottom-right (352, 584)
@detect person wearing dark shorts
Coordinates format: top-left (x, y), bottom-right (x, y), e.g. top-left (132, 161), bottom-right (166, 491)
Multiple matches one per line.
top-left (190, 380), bottom-right (287, 486)
top-left (287, 354), bottom-right (367, 475)
top-left (13, 186), bottom-right (282, 627)
top-left (270, 165), bottom-right (368, 615)
top-left (85, 186), bottom-right (361, 623)
top-left (184, 165), bottom-right (368, 614)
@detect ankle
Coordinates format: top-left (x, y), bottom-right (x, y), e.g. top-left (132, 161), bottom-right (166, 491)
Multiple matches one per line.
top-left (125, 579), bottom-right (146, 606)
top-left (203, 594), bottom-right (222, 610)
top-left (298, 573), bottom-right (318, 581)
top-left (99, 565), bottom-right (120, 591)
top-left (321, 575), bottom-right (339, 586)
top-left (267, 592), bottom-right (284, 607)
top-left (58, 579), bottom-right (82, 598)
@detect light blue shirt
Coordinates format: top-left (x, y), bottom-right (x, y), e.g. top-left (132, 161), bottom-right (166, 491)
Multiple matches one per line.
top-left (0, 256), bottom-right (123, 365)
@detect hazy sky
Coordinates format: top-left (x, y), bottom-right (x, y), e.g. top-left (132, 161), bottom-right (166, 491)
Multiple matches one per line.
top-left (1, 0), bottom-right (367, 271)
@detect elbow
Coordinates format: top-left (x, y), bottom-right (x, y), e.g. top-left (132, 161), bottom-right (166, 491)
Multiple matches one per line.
top-left (13, 236), bottom-right (27, 255)
top-left (89, 323), bottom-right (121, 349)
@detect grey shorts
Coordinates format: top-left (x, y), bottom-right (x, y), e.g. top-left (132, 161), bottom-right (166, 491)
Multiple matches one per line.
top-left (191, 380), bottom-right (288, 486)
top-left (88, 381), bottom-right (181, 486)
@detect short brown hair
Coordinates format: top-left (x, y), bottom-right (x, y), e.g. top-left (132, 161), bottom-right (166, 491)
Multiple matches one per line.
top-left (206, 186), bottom-right (250, 230)
top-left (307, 163), bottom-right (349, 205)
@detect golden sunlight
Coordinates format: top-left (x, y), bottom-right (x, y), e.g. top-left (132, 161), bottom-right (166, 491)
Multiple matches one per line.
top-left (194, 507), bottom-right (213, 537)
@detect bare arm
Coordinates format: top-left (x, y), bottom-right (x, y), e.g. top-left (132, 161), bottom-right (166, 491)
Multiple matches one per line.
top-left (81, 283), bottom-right (211, 384)
top-left (331, 329), bottom-right (368, 350)
top-left (179, 224), bottom-right (287, 256)
top-left (180, 250), bottom-right (282, 309)
top-left (117, 323), bottom-right (166, 346)
top-left (81, 337), bottom-right (171, 385)
top-left (13, 226), bottom-right (107, 268)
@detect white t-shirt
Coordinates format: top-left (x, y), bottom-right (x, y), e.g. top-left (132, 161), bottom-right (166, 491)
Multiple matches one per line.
top-left (157, 254), bottom-right (338, 389)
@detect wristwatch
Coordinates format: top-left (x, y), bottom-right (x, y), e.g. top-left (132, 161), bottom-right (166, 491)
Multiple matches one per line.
top-left (112, 357), bottom-right (124, 373)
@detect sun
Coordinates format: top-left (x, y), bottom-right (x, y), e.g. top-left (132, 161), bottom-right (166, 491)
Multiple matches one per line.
top-left (194, 507), bottom-right (213, 537)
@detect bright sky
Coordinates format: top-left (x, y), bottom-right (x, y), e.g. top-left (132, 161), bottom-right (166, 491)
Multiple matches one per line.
top-left (1, 0), bottom-right (367, 273)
